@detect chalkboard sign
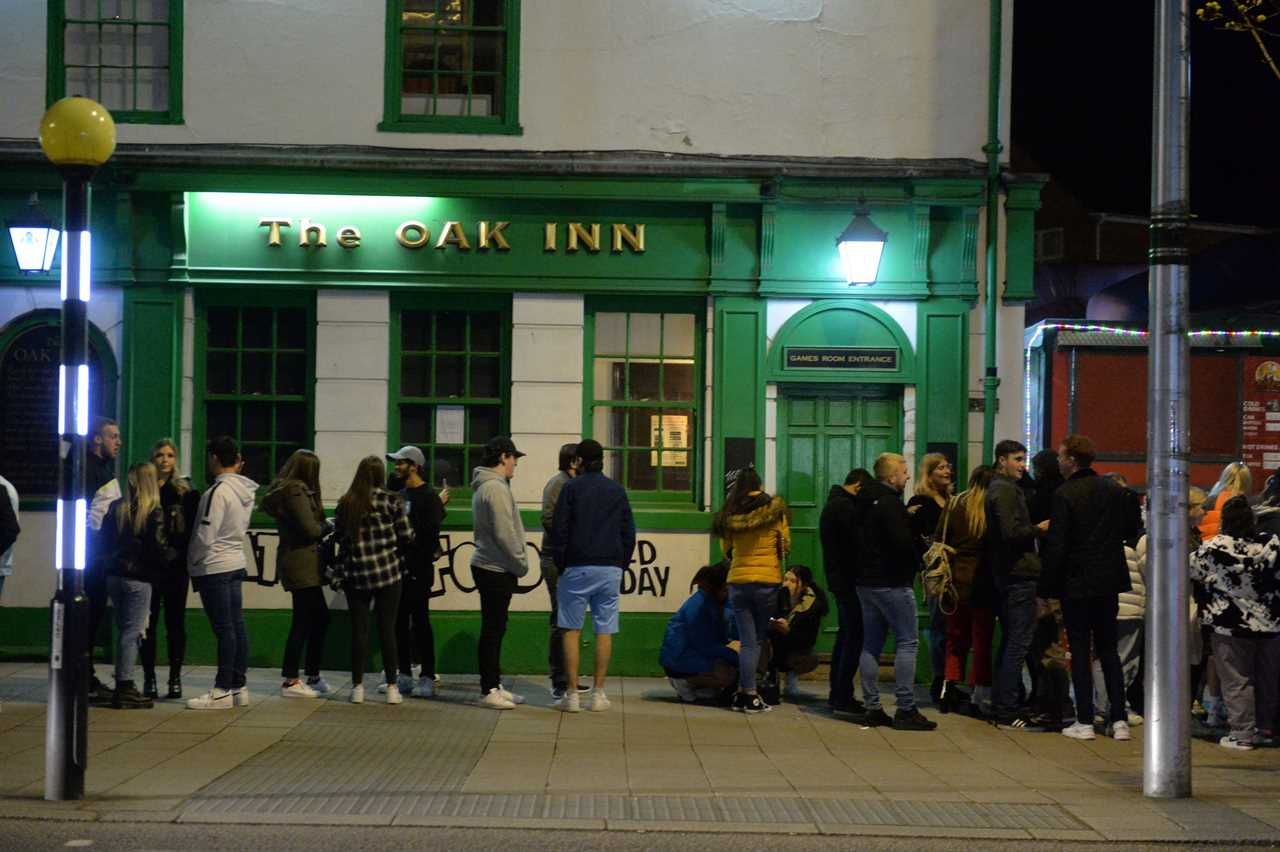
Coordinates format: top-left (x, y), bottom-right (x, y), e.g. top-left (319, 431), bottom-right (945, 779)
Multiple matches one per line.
top-left (784, 347), bottom-right (899, 370)
top-left (0, 319), bottom-right (110, 499)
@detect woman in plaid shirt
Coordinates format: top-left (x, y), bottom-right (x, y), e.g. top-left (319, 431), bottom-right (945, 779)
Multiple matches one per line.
top-left (333, 455), bottom-right (413, 705)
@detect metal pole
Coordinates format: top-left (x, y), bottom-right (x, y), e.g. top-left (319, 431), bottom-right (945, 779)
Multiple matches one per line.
top-left (982, 0), bottom-right (1004, 463)
top-left (45, 169), bottom-right (93, 801)
top-left (1144, 0), bottom-right (1191, 800)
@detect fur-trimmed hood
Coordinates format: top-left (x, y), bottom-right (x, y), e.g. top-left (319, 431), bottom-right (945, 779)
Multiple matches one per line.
top-left (718, 494), bottom-right (789, 534)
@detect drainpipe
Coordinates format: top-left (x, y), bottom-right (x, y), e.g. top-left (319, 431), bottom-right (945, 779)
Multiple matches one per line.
top-left (981, 0), bottom-right (1003, 464)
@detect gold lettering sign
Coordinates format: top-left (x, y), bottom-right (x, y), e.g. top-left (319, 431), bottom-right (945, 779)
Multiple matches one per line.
top-left (478, 221), bottom-right (511, 250)
top-left (335, 226), bottom-right (362, 249)
top-left (396, 221), bottom-right (430, 249)
top-left (435, 221), bottom-right (471, 251)
top-left (257, 217), bottom-right (649, 254)
top-left (298, 218), bottom-right (327, 248)
top-left (259, 218), bottom-right (291, 246)
top-left (566, 222), bottom-right (601, 253)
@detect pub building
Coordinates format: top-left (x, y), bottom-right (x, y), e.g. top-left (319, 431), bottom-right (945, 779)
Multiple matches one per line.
top-left (0, 2), bottom-right (1040, 676)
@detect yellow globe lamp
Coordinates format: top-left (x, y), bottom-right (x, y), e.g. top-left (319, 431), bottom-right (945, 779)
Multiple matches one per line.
top-left (38, 97), bottom-right (116, 168)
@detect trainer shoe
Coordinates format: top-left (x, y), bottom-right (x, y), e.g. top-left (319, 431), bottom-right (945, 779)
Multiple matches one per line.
top-left (893, 708), bottom-right (938, 731)
top-left (350, 684), bottom-right (364, 704)
top-left (589, 689), bottom-right (611, 712)
top-left (499, 686), bottom-right (525, 705)
top-left (669, 677), bottom-right (698, 703)
top-left (232, 688), bottom-right (251, 707)
top-left (187, 688), bottom-right (234, 710)
top-left (281, 680), bottom-right (319, 699)
top-left (378, 674), bottom-right (415, 695)
top-left (305, 676), bottom-right (331, 695)
top-left (556, 690), bottom-right (581, 713)
top-left (481, 687), bottom-right (516, 710)
top-left (1062, 721), bottom-right (1097, 740)
top-left (385, 683), bottom-right (403, 705)
top-left (415, 677), bottom-right (435, 698)
top-left (832, 699), bottom-right (866, 716)
top-left (732, 692), bottom-right (771, 714)
top-left (112, 681), bottom-right (154, 710)
top-left (1220, 734), bottom-right (1255, 751)
top-left (999, 714), bottom-right (1049, 732)
top-left (1127, 712), bottom-right (1144, 726)
top-left (1111, 720), bottom-right (1132, 741)
top-left (854, 707), bottom-right (894, 727)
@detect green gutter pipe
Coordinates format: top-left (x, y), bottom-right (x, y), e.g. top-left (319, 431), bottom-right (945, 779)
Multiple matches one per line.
top-left (982, 0), bottom-right (1004, 463)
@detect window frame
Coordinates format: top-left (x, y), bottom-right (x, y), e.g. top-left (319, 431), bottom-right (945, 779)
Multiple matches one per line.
top-left (192, 289), bottom-right (316, 491)
top-left (388, 291), bottom-right (513, 499)
top-left (583, 297), bottom-right (705, 506)
top-left (46, 0), bottom-right (185, 125)
top-left (379, 0), bottom-right (522, 135)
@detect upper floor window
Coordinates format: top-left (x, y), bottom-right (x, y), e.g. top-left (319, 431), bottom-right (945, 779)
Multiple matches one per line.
top-left (1035, 227), bottom-right (1065, 263)
top-left (47, 1), bottom-right (184, 124)
top-left (380, 0), bottom-right (522, 135)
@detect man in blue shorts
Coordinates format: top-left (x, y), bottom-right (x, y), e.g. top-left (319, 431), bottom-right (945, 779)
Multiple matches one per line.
top-left (545, 439), bottom-right (636, 712)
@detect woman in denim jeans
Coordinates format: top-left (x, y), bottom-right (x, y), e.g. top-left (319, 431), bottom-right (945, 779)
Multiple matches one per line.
top-left (100, 463), bottom-right (169, 709)
top-left (714, 468), bottom-right (790, 714)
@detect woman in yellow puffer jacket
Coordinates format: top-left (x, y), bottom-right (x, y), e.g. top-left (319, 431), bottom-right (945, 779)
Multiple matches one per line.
top-left (713, 467), bottom-right (790, 713)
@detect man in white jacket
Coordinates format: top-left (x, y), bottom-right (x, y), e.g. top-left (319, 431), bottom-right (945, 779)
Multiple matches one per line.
top-left (186, 435), bottom-right (258, 710)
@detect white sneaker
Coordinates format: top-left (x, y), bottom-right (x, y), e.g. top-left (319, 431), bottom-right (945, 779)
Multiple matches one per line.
top-left (1127, 712), bottom-right (1144, 726)
top-left (499, 686), bottom-right (525, 705)
top-left (415, 677), bottom-right (435, 698)
top-left (306, 677), bottom-right (332, 695)
top-left (281, 680), bottom-right (319, 699)
top-left (480, 688), bottom-right (516, 710)
top-left (376, 675), bottom-right (414, 695)
top-left (669, 677), bottom-right (697, 703)
top-left (589, 689), bottom-right (611, 712)
top-left (350, 684), bottom-right (365, 704)
top-left (187, 689), bottom-right (233, 710)
top-left (386, 684), bottom-right (403, 705)
top-left (1062, 721), bottom-right (1096, 741)
top-left (1111, 720), bottom-right (1131, 741)
top-left (556, 690), bottom-right (581, 713)
top-left (1221, 734), bottom-right (1255, 751)
top-left (232, 688), bottom-right (251, 707)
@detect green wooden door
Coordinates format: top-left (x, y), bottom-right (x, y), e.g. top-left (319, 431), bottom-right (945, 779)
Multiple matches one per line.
top-left (778, 388), bottom-right (901, 601)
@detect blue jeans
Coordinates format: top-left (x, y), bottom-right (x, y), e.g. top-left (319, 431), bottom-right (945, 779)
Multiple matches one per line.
top-left (107, 575), bottom-right (152, 686)
top-left (859, 586), bottom-right (919, 712)
top-left (730, 582), bottom-right (778, 692)
top-left (193, 570), bottom-right (249, 691)
top-left (829, 592), bottom-right (863, 708)
top-left (994, 574), bottom-right (1037, 717)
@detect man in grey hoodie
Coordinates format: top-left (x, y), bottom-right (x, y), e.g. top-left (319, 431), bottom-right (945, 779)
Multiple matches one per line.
top-left (186, 435), bottom-right (258, 710)
top-left (471, 436), bottom-right (529, 709)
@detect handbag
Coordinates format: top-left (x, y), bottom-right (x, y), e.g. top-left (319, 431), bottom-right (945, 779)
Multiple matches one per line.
top-left (921, 497), bottom-right (959, 615)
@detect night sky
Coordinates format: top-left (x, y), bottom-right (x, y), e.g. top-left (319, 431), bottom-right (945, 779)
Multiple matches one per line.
top-left (1012, 1), bottom-right (1280, 227)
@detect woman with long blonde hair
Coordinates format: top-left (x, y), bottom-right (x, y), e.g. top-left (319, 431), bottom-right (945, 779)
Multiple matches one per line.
top-left (1200, 462), bottom-right (1253, 540)
top-left (908, 452), bottom-right (953, 705)
top-left (140, 438), bottom-right (201, 699)
top-left (101, 462), bottom-right (170, 709)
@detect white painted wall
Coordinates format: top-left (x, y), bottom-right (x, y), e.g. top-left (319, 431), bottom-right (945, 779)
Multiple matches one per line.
top-left (1, 1), bottom-right (1012, 161)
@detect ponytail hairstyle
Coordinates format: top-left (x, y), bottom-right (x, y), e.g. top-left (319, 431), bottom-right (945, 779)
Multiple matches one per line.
top-left (713, 467), bottom-right (765, 535)
top-left (117, 462), bottom-right (161, 536)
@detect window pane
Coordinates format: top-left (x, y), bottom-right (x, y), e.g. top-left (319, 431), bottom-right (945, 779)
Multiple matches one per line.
top-left (275, 445), bottom-right (303, 478)
top-left (433, 446), bottom-right (465, 488)
top-left (629, 314), bottom-right (662, 357)
top-left (594, 357), bottom-right (625, 401)
top-left (662, 456), bottom-right (693, 492)
top-left (603, 449), bottom-right (623, 482)
top-left (276, 353), bottom-right (306, 395)
top-left (474, 0), bottom-right (504, 26)
top-left (435, 355), bottom-right (464, 397)
top-left (469, 356), bottom-right (500, 398)
top-left (207, 352), bottom-right (236, 394)
top-left (136, 67), bottom-right (168, 112)
top-left (631, 407), bottom-right (662, 451)
top-left (401, 355), bottom-right (431, 397)
top-left (627, 362), bottom-right (660, 401)
top-left (469, 406), bottom-right (500, 445)
top-left (243, 310), bottom-right (273, 348)
top-left (135, 24), bottom-right (169, 67)
top-left (241, 352), bottom-right (272, 395)
top-left (276, 402), bottom-right (306, 442)
top-left (401, 405), bottom-right (431, 444)
top-left (241, 444), bottom-right (270, 483)
top-left (207, 307), bottom-right (237, 348)
top-left (65, 66), bottom-right (93, 101)
top-left (470, 312), bottom-right (500, 351)
top-left (470, 74), bottom-right (501, 117)
top-left (403, 30), bottom-right (437, 72)
top-left (435, 77), bottom-right (467, 115)
top-left (626, 449), bottom-right (658, 491)
top-left (100, 67), bottom-right (130, 111)
top-left (467, 447), bottom-right (486, 477)
top-left (65, 24), bottom-right (98, 66)
top-left (472, 33), bottom-right (503, 73)
top-left (594, 313), bottom-right (627, 355)
top-left (277, 308), bottom-right (307, 349)
top-left (663, 362), bottom-right (695, 402)
top-left (100, 25), bottom-right (132, 68)
top-left (436, 312), bottom-right (465, 351)
top-left (135, 1), bottom-right (171, 22)
top-left (402, 310), bottom-right (432, 350)
top-left (242, 402), bottom-right (271, 441)
top-left (207, 401), bottom-right (236, 439)
top-left (593, 406), bottom-right (626, 448)
top-left (663, 314), bottom-right (696, 358)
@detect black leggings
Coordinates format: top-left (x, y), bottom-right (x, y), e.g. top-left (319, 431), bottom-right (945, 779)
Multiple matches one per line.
top-left (396, 573), bottom-right (436, 678)
top-left (282, 586), bottom-right (331, 680)
top-left (140, 573), bottom-right (189, 679)
top-left (346, 582), bottom-right (402, 686)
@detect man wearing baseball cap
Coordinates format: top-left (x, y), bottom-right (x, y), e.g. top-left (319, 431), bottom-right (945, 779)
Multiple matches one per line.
top-left (386, 446), bottom-right (448, 699)
top-left (544, 438), bottom-right (636, 712)
top-left (470, 436), bottom-right (529, 709)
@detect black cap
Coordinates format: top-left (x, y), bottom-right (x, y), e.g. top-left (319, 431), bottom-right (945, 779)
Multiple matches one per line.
top-left (483, 436), bottom-right (525, 463)
top-left (576, 438), bottom-right (604, 465)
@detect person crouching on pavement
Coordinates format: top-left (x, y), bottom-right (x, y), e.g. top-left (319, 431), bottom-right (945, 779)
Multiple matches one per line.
top-left (768, 564), bottom-right (828, 701)
top-left (660, 561), bottom-right (740, 703)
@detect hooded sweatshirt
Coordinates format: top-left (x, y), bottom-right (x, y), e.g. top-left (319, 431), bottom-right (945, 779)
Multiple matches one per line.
top-left (470, 466), bottom-right (528, 577)
top-left (1190, 531), bottom-right (1280, 636)
top-left (188, 472), bottom-right (258, 577)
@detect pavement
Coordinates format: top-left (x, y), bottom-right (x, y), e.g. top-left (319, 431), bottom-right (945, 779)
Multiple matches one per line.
top-left (1, 662), bottom-right (1279, 844)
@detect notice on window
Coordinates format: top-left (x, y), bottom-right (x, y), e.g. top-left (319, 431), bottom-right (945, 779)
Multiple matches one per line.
top-left (435, 405), bottom-right (466, 445)
top-left (650, 414), bottom-right (689, 467)
top-left (1241, 357), bottom-right (1280, 479)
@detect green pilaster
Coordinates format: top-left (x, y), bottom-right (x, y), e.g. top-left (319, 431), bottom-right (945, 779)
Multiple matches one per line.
top-left (712, 297), bottom-right (766, 508)
top-left (121, 287), bottom-right (183, 465)
top-left (916, 299), bottom-right (971, 476)
top-left (1004, 180), bottom-right (1046, 303)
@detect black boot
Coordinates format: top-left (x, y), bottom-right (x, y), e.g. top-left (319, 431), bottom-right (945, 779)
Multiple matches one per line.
top-left (143, 671), bottom-right (158, 700)
top-left (938, 681), bottom-right (972, 715)
top-left (930, 675), bottom-right (945, 706)
top-left (167, 672), bottom-right (182, 699)
top-left (112, 681), bottom-right (154, 710)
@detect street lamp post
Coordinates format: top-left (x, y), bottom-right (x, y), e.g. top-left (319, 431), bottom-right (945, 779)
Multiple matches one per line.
top-left (39, 96), bottom-right (115, 802)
